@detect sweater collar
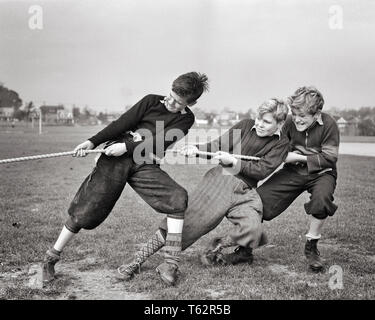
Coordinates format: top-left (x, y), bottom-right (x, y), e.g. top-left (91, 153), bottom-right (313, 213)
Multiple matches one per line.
top-left (160, 97), bottom-right (187, 114)
top-left (251, 125), bottom-right (281, 139)
top-left (316, 113), bottom-right (323, 125)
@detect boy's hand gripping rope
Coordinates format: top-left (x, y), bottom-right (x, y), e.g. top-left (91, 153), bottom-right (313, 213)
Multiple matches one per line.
top-left (0, 149), bottom-right (259, 164)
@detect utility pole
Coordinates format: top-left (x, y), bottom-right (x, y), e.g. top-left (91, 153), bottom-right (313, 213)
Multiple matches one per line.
top-left (39, 107), bottom-right (42, 134)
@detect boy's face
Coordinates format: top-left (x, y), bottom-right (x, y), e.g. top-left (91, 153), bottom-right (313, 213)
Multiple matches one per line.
top-left (165, 91), bottom-right (196, 113)
top-left (291, 107), bottom-right (316, 131)
top-left (254, 112), bottom-right (279, 137)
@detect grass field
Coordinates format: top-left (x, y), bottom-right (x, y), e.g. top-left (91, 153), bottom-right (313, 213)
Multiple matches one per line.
top-left (340, 136), bottom-right (375, 143)
top-left (0, 124), bottom-right (374, 300)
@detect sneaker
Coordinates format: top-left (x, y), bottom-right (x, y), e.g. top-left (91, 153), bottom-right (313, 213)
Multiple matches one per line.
top-left (155, 262), bottom-right (178, 286)
top-left (222, 246), bottom-right (254, 265)
top-left (42, 249), bottom-right (60, 283)
top-left (117, 258), bottom-right (142, 281)
top-left (304, 239), bottom-right (324, 272)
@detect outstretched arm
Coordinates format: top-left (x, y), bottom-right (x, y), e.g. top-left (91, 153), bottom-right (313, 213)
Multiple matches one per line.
top-left (88, 95), bottom-right (152, 148)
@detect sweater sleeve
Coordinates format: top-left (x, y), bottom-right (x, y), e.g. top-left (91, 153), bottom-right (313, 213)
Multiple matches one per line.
top-left (196, 119), bottom-right (246, 157)
top-left (281, 116), bottom-right (293, 151)
top-left (125, 114), bottom-right (195, 157)
top-left (306, 119), bottom-right (340, 174)
top-left (88, 95), bottom-right (152, 148)
top-left (233, 137), bottom-right (289, 181)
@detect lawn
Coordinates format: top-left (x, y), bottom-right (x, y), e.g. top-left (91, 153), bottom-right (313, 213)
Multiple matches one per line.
top-left (0, 124), bottom-right (374, 300)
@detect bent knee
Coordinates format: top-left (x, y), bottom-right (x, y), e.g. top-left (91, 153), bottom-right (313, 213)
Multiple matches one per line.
top-left (170, 188), bottom-right (188, 212)
top-left (156, 188), bottom-right (188, 214)
top-left (305, 194), bottom-right (338, 219)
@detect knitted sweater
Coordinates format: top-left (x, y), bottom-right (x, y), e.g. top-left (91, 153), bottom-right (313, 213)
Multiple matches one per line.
top-left (198, 119), bottom-right (290, 188)
top-left (88, 94), bottom-right (195, 158)
top-left (282, 112), bottom-right (340, 176)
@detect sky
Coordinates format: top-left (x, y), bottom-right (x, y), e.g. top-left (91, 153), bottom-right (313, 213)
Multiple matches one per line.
top-left (1, 0), bottom-right (375, 113)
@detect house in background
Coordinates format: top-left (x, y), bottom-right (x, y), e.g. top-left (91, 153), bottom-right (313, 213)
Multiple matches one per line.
top-left (337, 116), bottom-right (360, 136)
top-left (40, 105), bottom-right (73, 125)
top-left (215, 111), bottom-right (240, 126)
top-left (193, 108), bottom-right (209, 127)
top-left (0, 106), bottom-right (14, 120)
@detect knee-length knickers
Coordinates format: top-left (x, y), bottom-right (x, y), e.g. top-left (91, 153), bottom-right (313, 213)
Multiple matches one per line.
top-left (65, 154), bottom-right (188, 233)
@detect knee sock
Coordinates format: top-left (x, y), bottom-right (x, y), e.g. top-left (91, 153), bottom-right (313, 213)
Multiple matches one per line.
top-left (52, 226), bottom-right (76, 253)
top-left (306, 216), bottom-right (325, 241)
top-left (163, 217), bottom-right (184, 266)
top-left (134, 229), bottom-right (166, 263)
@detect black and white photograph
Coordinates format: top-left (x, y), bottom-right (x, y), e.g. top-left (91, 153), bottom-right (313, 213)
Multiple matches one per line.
top-left (0, 0), bottom-right (374, 305)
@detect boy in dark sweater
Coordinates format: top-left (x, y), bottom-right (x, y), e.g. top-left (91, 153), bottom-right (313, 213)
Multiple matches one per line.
top-left (117, 98), bottom-right (290, 284)
top-left (42, 72), bottom-right (209, 285)
top-left (257, 86), bottom-right (340, 272)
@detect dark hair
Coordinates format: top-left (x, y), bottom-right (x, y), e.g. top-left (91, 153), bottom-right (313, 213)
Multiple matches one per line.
top-left (258, 98), bottom-right (289, 123)
top-left (172, 72), bottom-right (209, 104)
top-left (287, 86), bottom-right (324, 115)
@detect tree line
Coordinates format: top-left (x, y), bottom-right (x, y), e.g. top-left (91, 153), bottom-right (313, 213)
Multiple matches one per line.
top-left (2, 84), bottom-right (375, 135)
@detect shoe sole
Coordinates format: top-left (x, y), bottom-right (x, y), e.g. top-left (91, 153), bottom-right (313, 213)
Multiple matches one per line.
top-left (309, 265), bottom-right (324, 273)
top-left (231, 259), bottom-right (253, 266)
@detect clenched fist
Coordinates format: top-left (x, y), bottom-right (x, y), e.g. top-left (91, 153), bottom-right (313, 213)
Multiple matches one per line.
top-left (104, 143), bottom-right (127, 157)
top-left (73, 140), bottom-right (94, 157)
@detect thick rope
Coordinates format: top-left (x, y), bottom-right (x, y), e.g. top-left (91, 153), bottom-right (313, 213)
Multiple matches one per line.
top-left (165, 149), bottom-right (260, 161)
top-left (0, 149), bottom-right (105, 164)
top-left (0, 148), bottom-right (259, 164)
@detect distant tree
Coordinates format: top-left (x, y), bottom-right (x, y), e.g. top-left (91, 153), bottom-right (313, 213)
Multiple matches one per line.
top-left (81, 106), bottom-right (91, 120)
top-left (24, 101), bottom-right (34, 120)
top-left (72, 106), bottom-right (81, 119)
top-left (358, 107), bottom-right (373, 119)
top-left (13, 108), bottom-right (27, 120)
top-left (358, 118), bottom-right (375, 136)
top-left (237, 112), bottom-right (250, 120)
top-left (0, 84), bottom-right (23, 110)
top-left (97, 112), bottom-right (107, 122)
top-left (123, 104), bottom-right (133, 112)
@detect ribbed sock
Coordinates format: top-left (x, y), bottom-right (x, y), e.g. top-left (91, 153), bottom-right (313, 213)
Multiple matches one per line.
top-left (163, 233), bottom-right (182, 266)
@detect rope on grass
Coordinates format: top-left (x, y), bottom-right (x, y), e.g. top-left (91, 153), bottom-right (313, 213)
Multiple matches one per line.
top-left (0, 149), bottom-right (105, 164)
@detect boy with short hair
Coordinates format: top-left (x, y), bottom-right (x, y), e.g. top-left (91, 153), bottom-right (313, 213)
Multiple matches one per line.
top-left (42, 72), bottom-right (209, 285)
top-left (118, 98), bottom-right (290, 284)
top-left (257, 86), bottom-right (340, 272)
